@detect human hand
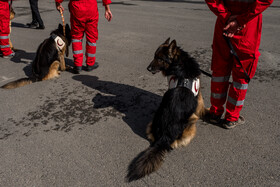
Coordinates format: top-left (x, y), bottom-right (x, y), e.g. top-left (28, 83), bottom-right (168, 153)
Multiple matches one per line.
top-left (224, 15), bottom-right (246, 38)
top-left (223, 19), bottom-right (239, 38)
top-left (56, 2), bottom-right (64, 12)
top-left (105, 5), bottom-right (113, 22)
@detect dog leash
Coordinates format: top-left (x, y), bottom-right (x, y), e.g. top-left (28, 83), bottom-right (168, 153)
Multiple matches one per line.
top-left (223, 34), bottom-right (251, 83)
top-left (200, 34), bottom-right (251, 83)
top-left (59, 8), bottom-right (66, 37)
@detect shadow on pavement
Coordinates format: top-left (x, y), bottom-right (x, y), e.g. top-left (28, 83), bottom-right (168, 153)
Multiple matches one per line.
top-left (72, 75), bottom-right (162, 139)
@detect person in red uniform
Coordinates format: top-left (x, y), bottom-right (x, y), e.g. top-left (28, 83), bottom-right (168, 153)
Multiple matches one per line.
top-left (55, 0), bottom-right (112, 73)
top-left (0, 0), bottom-right (15, 58)
top-left (205, 0), bottom-right (273, 129)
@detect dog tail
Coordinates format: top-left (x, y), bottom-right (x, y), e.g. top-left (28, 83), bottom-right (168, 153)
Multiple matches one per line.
top-left (126, 138), bottom-right (172, 182)
top-left (1, 77), bottom-right (37, 89)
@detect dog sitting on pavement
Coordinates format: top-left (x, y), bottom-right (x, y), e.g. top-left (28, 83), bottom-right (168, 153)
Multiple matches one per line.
top-left (1, 24), bottom-right (71, 89)
top-left (127, 38), bottom-right (209, 181)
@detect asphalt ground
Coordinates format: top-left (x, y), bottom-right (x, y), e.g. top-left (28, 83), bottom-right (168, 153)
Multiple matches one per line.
top-left (0, 0), bottom-right (279, 186)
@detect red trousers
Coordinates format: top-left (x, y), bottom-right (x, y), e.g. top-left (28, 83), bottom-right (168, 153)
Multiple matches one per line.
top-left (0, 0), bottom-right (13, 56)
top-left (69, 0), bottom-right (98, 67)
top-left (210, 14), bottom-right (262, 121)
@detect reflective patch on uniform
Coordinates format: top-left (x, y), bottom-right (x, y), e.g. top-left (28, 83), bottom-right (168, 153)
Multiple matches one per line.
top-left (73, 50), bottom-right (83, 54)
top-left (212, 76), bottom-right (230, 83)
top-left (86, 53), bottom-right (95, 57)
top-left (72, 39), bottom-right (82, 43)
top-left (227, 96), bottom-right (244, 106)
top-left (226, 0), bottom-right (255, 3)
top-left (233, 81), bottom-right (248, 90)
top-left (87, 41), bottom-right (96, 46)
top-left (211, 92), bottom-right (227, 99)
top-left (0, 36), bottom-right (9, 39)
top-left (0, 45), bottom-right (10, 48)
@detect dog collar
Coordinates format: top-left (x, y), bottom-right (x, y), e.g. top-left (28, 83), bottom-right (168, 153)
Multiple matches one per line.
top-left (51, 34), bottom-right (65, 52)
top-left (167, 75), bottom-right (200, 96)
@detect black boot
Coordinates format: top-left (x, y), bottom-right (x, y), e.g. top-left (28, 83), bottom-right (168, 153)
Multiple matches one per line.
top-left (72, 66), bottom-right (82, 74)
top-left (86, 62), bottom-right (99, 72)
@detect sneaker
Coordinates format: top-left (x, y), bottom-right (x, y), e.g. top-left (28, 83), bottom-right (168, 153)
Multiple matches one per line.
top-left (223, 115), bottom-right (245, 129)
top-left (86, 62), bottom-right (99, 72)
top-left (208, 113), bottom-right (222, 124)
top-left (2, 51), bottom-right (15, 58)
top-left (72, 66), bottom-right (82, 74)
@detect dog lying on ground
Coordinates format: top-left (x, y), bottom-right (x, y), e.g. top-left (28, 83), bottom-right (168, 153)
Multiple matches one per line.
top-left (127, 38), bottom-right (209, 181)
top-left (1, 24), bottom-right (71, 89)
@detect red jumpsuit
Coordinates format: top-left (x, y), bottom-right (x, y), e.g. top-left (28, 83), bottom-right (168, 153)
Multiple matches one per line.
top-left (0, 0), bottom-right (13, 56)
top-left (205, 0), bottom-right (273, 122)
top-left (55, 0), bottom-right (111, 67)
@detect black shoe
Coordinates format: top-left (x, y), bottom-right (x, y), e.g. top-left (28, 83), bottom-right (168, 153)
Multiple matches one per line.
top-left (36, 25), bottom-right (45, 30)
top-left (26, 21), bottom-right (38, 28)
top-left (86, 62), bottom-right (99, 72)
top-left (72, 66), bottom-right (82, 74)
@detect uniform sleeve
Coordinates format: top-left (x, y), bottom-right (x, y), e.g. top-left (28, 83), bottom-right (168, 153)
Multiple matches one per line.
top-left (236, 0), bottom-right (274, 26)
top-left (55, 0), bottom-right (63, 3)
top-left (102, 0), bottom-right (112, 6)
top-left (205, 0), bottom-right (231, 24)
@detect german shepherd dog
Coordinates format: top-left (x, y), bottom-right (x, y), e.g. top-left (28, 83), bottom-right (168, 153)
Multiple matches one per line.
top-left (1, 24), bottom-right (71, 89)
top-left (127, 38), bottom-right (209, 181)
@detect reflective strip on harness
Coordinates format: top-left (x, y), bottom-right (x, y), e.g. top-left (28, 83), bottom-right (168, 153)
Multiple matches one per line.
top-left (167, 75), bottom-right (200, 96)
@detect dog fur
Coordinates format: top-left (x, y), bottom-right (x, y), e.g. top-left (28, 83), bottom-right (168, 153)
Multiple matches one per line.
top-left (126, 38), bottom-right (209, 182)
top-left (1, 24), bottom-right (71, 89)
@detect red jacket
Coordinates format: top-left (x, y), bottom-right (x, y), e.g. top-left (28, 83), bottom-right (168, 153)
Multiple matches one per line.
top-left (205, 0), bottom-right (273, 25)
top-left (55, 0), bottom-right (112, 6)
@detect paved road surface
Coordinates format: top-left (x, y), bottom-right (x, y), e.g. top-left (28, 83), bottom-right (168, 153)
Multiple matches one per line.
top-left (0, 0), bottom-right (279, 186)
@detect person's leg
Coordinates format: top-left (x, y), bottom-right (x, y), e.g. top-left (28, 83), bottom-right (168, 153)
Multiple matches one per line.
top-left (70, 15), bottom-right (85, 71)
top-left (85, 15), bottom-right (99, 69)
top-left (223, 15), bottom-right (262, 128)
top-left (29, 0), bottom-right (44, 28)
top-left (209, 18), bottom-right (233, 122)
top-left (0, 1), bottom-right (13, 56)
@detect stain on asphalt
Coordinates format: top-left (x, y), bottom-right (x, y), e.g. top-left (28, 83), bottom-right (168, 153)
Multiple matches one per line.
top-left (0, 76), bottom-right (161, 140)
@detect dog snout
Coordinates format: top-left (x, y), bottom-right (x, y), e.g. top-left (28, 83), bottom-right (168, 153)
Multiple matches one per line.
top-left (147, 64), bottom-right (152, 72)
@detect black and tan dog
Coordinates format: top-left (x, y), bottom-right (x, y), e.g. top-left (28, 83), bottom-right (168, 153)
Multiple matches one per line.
top-left (127, 38), bottom-right (209, 181)
top-left (1, 24), bottom-right (71, 89)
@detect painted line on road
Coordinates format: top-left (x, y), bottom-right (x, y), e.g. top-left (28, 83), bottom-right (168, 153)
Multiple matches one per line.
top-left (0, 76), bottom-right (15, 83)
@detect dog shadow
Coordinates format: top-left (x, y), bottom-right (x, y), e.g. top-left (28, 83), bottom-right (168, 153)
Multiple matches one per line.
top-left (9, 50), bottom-right (73, 77)
top-left (72, 75), bottom-right (162, 139)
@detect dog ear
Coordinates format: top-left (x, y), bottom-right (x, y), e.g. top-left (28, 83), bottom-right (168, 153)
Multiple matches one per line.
top-left (66, 24), bottom-right (70, 31)
top-left (168, 40), bottom-right (177, 57)
top-left (163, 37), bottom-right (170, 45)
top-left (58, 24), bottom-right (63, 31)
